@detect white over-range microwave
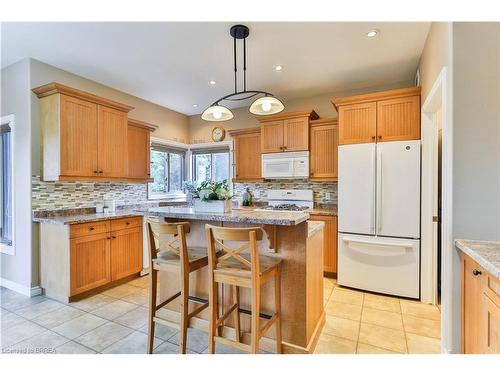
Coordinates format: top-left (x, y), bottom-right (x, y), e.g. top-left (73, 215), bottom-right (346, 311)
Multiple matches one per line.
top-left (261, 151), bottom-right (309, 179)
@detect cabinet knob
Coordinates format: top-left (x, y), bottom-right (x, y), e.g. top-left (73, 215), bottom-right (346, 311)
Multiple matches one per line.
top-left (93, 170), bottom-right (98, 174)
top-left (126, 222), bottom-right (130, 225)
top-left (371, 136), bottom-right (376, 140)
top-left (472, 269), bottom-right (482, 276)
top-left (111, 236), bottom-right (116, 239)
top-left (89, 227), bottom-right (95, 231)
top-left (378, 135), bottom-right (382, 140)
top-left (99, 171), bottom-right (103, 174)
top-left (107, 237), bottom-right (111, 240)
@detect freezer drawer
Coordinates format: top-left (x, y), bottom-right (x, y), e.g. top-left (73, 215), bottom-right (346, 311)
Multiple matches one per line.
top-left (338, 233), bottom-right (420, 298)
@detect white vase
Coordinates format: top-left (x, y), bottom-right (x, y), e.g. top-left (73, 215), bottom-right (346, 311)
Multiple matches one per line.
top-left (193, 198), bottom-right (232, 213)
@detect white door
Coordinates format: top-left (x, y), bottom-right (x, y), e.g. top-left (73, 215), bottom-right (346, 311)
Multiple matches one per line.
top-left (338, 143), bottom-right (376, 235)
top-left (338, 233), bottom-right (420, 298)
top-left (376, 140), bottom-right (421, 238)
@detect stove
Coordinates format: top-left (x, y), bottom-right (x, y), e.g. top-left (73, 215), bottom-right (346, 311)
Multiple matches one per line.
top-left (254, 189), bottom-right (314, 212)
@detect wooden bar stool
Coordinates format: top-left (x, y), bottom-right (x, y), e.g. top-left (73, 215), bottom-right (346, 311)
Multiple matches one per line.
top-left (205, 225), bottom-right (283, 354)
top-left (146, 217), bottom-right (209, 354)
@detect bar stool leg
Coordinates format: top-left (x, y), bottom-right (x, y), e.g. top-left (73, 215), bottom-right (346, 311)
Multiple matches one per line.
top-left (251, 285), bottom-right (260, 354)
top-left (179, 271), bottom-right (189, 354)
top-left (275, 268), bottom-right (282, 354)
top-left (233, 285), bottom-right (241, 342)
top-left (208, 279), bottom-right (217, 353)
top-left (147, 269), bottom-right (158, 354)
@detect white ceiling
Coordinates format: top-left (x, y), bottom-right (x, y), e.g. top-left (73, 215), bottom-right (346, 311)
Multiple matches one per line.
top-left (1, 22), bottom-right (430, 115)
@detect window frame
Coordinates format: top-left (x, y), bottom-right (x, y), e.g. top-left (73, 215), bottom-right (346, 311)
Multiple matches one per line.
top-left (148, 144), bottom-right (187, 201)
top-left (191, 148), bottom-right (230, 183)
top-left (0, 115), bottom-right (15, 255)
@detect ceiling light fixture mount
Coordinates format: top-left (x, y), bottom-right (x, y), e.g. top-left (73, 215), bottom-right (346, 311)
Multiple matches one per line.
top-left (201, 24), bottom-right (285, 122)
top-left (367, 29), bottom-right (379, 38)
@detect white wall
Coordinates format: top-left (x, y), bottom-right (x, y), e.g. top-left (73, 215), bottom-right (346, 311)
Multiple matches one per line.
top-left (0, 59), bottom-right (33, 291)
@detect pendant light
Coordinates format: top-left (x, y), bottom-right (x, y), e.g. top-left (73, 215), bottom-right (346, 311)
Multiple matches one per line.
top-left (201, 25), bottom-right (285, 122)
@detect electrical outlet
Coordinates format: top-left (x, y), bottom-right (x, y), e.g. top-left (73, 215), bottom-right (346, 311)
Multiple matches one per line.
top-left (325, 192), bottom-right (332, 200)
top-left (253, 190), bottom-right (260, 199)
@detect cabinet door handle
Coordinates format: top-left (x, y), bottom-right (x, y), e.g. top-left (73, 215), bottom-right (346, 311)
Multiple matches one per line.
top-left (472, 269), bottom-right (482, 276)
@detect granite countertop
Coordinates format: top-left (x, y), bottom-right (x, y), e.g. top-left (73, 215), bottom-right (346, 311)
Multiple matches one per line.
top-left (143, 206), bottom-right (309, 226)
top-left (307, 220), bottom-right (325, 237)
top-left (307, 207), bottom-right (337, 216)
top-left (455, 239), bottom-right (500, 279)
top-left (33, 209), bottom-right (144, 225)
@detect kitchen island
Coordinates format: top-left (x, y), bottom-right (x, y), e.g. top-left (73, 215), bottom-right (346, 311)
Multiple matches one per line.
top-left (142, 206), bottom-right (325, 354)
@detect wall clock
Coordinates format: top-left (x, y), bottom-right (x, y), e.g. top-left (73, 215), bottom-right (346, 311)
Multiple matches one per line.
top-left (212, 127), bottom-right (226, 142)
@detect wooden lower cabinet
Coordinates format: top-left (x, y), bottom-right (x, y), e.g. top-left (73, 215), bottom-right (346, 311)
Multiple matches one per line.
top-left (70, 232), bottom-right (111, 296)
top-left (111, 226), bottom-right (143, 281)
top-left (309, 214), bottom-right (337, 274)
top-left (69, 217), bottom-right (142, 297)
top-left (461, 253), bottom-right (500, 353)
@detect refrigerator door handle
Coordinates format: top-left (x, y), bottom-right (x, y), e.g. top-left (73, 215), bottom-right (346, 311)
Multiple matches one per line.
top-left (342, 237), bottom-right (414, 249)
top-left (371, 146), bottom-right (376, 232)
top-left (376, 147), bottom-right (382, 234)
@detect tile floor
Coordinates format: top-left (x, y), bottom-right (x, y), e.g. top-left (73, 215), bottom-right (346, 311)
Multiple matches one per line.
top-left (0, 276), bottom-right (441, 354)
top-left (315, 277), bottom-right (442, 354)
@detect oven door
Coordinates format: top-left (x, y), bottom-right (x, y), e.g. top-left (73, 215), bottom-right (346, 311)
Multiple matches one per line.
top-left (262, 154), bottom-right (294, 178)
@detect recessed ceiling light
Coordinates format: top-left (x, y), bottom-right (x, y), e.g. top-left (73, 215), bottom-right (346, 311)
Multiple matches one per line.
top-left (192, 104), bottom-right (198, 108)
top-left (209, 80), bottom-right (216, 85)
top-left (274, 65), bottom-right (283, 71)
top-left (367, 29), bottom-right (379, 38)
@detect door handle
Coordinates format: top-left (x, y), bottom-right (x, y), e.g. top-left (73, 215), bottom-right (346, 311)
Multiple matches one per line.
top-left (343, 237), bottom-right (414, 249)
top-left (371, 147), bottom-right (376, 232)
top-left (376, 148), bottom-right (382, 233)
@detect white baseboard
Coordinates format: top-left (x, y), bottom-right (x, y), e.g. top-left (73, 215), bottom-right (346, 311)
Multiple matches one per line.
top-left (0, 277), bottom-right (42, 297)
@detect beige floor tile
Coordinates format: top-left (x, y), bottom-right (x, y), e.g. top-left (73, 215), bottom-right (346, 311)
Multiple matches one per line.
top-left (325, 300), bottom-right (362, 321)
top-left (91, 300), bottom-right (137, 320)
top-left (324, 289), bottom-right (333, 306)
top-left (363, 293), bottom-right (401, 313)
top-left (314, 333), bottom-right (357, 354)
top-left (102, 331), bottom-right (163, 354)
top-left (358, 323), bottom-right (407, 353)
top-left (400, 300), bottom-right (440, 321)
top-left (120, 288), bottom-right (149, 306)
top-left (32, 306), bottom-right (85, 329)
top-left (102, 284), bottom-right (142, 299)
top-left (75, 321), bottom-right (133, 352)
top-left (406, 333), bottom-right (441, 354)
top-left (69, 294), bottom-right (117, 312)
top-left (330, 288), bottom-right (364, 306)
top-left (322, 315), bottom-right (360, 341)
top-left (9, 330), bottom-right (69, 352)
top-left (14, 299), bottom-right (66, 320)
top-left (52, 313), bottom-right (107, 340)
top-left (114, 306), bottom-right (148, 330)
top-left (361, 307), bottom-right (403, 331)
top-left (127, 277), bottom-right (149, 289)
top-left (324, 278), bottom-right (337, 289)
top-left (55, 340), bottom-right (97, 354)
top-left (356, 342), bottom-right (400, 354)
top-left (403, 315), bottom-right (440, 339)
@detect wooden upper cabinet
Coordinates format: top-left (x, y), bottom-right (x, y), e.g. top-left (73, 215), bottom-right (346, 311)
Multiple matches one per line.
top-left (337, 102), bottom-right (377, 145)
top-left (127, 119), bottom-right (157, 180)
top-left (33, 82), bottom-right (134, 182)
top-left (310, 119), bottom-right (338, 181)
top-left (260, 120), bottom-right (284, 153)
top-left (377, 95), bottom-right (420, 142)
top-left (97, 105), bottom-right (128, 178)
top-left (258, 110), bottom-right (319, 153)
top-left (283, 117), bottom-right (309, 151)
top-left (332, 87), bottom-right (421, 145)
top-left (230, 128), bottom-right (262, 182)
top-left (59, 95), bottom-right (98, 177)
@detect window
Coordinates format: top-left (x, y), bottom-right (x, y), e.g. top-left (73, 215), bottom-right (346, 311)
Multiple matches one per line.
top-left (0, 115), bottom-right (14, 251)
top-left (148, 144), bottom-right (186, 199)
top-left (192, 149), bottom-right (230, 183)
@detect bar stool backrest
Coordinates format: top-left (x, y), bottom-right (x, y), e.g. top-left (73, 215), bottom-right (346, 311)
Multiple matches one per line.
top-left (146, 217), bottom-right (191, 266)
top-left (205, 225), bottom-right (264, 275)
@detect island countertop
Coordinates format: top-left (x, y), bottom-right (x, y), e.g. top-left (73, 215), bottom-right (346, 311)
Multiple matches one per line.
top-left (142, 206), bottom-right (309, 226)
top-left (455, 239), bottom-right (500, 279)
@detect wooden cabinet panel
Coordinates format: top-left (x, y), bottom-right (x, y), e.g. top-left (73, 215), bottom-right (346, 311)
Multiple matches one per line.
top-left (70, 221), bottom-right (110, 239)
top-left (283, 117), bottom-right (309, 151)
top-left (110, 226), bottom-right (142, 281)
top-left (70, 232), bottom-right (111, 296)
top-left (310, 124), bottom-right (338, 181)
top-left (127, 124), bottom-right (150, 179)
top-left (261, 120), bottom-right (284, 153)
top-left (338, 102), bottom-right (377, 145)
top-left (377, 95), bottom-right (420, 142)
top-left (97, 105), bottom-right (128, 178)
top-left (110, 216), bottom-right (142, 231)
top-left (463, 256), bottom-right (485, 353)
top-left (482, 293), bottom-right (500, 353)
top-left (234, 132), bottom-right (262, 181)
top-left (60, 95), bottom-right (98, 177)
top-left (310, 215), bottom-right (338, 274)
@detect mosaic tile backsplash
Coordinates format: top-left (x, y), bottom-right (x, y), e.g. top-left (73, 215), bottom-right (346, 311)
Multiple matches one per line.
top-left (32, 176), bottom-right (148, 210)
top-left (234, 180), bottom-right (338, 205)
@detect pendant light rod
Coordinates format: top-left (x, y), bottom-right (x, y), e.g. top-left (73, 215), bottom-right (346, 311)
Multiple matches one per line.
top-left (233, 35), bottom-right (237, 94)
top-left (243, 37), bottom-right (247, 92)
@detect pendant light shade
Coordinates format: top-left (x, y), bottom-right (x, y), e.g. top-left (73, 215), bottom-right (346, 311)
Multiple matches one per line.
top-left (201, 105), bottom-right (234, 122)
top-left (249, 96), bottom-right (285, 116)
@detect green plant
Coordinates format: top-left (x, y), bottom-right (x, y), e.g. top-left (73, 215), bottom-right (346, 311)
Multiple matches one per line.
top-left (183, 180), bottom-right (232, 201)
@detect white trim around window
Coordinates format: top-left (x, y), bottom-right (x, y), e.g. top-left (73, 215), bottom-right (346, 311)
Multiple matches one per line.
top-left (0, 114), bottom-right (15, 256)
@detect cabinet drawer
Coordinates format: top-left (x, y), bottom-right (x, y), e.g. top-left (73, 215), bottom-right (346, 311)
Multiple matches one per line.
top-left (486, 275), bottom-right (500, 307)
top-left (110, 216), bottom-right (142, 231)
top-left (70, 220), bottom-right (110, 238)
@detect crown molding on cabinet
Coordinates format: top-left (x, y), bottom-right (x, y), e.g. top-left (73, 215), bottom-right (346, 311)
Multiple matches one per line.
top-left (256, 110), bottom-right (319, 123)
top-left (331, 86), bottom-right (421, 110)
top-left (128, 118), bottom-right (158, 131)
